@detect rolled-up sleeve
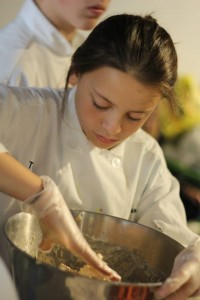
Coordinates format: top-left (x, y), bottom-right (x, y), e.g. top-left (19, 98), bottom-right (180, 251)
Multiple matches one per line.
top-left (0, 142), bottom-right (8, 153)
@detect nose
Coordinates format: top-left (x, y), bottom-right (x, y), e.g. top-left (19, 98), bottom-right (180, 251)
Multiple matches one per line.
top-left (102, 113), bottom-right (122, 135)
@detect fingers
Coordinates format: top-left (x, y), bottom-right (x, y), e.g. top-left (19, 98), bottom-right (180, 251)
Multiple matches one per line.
top-left (87, 254), bottom-right (121, 281)
top-left (154, 280), bottom-right (200, 300)
top-left (38, 238), bottom-right (54, 253)
top-left (38, 221), bottom-right (121, 281)
top-left (153, 267), bottom-right (187, 299)
top-left (154, 262), bottom-right (200, 300)
top-left (39, 235), bottom-right (121, 281)
top-left (70, 233), bottom-right (121, 281)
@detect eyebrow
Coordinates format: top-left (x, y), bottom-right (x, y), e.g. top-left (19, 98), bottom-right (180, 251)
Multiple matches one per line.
top-left (93, 88), bottom-right (153, 114)
top-left (94, 88), bottom-right (112, 103)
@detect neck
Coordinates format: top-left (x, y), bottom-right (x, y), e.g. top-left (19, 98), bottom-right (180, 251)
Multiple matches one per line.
top-left (59, 30), bottom-right (76, 42)
top-left (52, 19), bottom-right (77, 42)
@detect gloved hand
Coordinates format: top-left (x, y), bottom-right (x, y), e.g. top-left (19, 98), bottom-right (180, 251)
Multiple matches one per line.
top-left (24, 176), bottom-right (121, 281)
top-left (154, 236), bottom-right (200, 300)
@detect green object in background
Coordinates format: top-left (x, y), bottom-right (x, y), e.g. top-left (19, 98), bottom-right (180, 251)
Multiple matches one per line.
top-left (166, 158), bottom-right (200, 187)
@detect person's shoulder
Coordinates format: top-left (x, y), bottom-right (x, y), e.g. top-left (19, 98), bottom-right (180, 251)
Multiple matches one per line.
top-left (24, 86), bottom-right (64, 104)
top-left (129, 128), bottom-right (159, 146)
top-left (124, 129), bottom-right (168, 171)
top-left (127, 128), bottom-right (164, 156)
top-left (0, 84), bottom-right (64, 106)
top-left (0, 18), bottom-right (32, 49)
top-left (0, 21), bottom-right (32, 59)
top-left (0, 21), bottom-right (33, 84)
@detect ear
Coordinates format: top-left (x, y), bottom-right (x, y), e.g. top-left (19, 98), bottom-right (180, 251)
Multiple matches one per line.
top-left (68, 73), bottom-right (79, 86)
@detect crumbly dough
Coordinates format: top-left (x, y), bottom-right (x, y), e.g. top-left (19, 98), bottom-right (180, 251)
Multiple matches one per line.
top-left (59, 254), bottom-right (111, 281)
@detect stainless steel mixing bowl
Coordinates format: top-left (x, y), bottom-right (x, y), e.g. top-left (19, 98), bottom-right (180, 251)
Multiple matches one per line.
top-left (4, 210), bottom-right (184, 300)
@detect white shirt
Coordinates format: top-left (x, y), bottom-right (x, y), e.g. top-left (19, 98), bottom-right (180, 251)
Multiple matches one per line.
top-left (0, 0), bottom-right (84, 87)
top-left (0, 84), bottom-right (197, 251)
top-left (0, 143), bottom-right (7, 153)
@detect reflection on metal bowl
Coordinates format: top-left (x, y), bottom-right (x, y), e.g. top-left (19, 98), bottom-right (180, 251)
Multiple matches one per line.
top-left (4, 210), bottom-right (184, 300)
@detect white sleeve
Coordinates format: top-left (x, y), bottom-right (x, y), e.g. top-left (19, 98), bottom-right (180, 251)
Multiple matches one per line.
top-left (135, 147), bottom-right (198, 247)
top-left (0, 142), bottom-right (8, 153)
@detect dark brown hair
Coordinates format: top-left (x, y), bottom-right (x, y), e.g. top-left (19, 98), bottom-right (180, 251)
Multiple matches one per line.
top-left (66, 14), bottom-right (178, 110)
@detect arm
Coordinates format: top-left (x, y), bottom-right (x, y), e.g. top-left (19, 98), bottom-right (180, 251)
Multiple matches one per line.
top-left (0, 152), bottom-right (43, 200)
top-left (133, 139), bottom-right (200, 298)
top-left (0, 150), bottom-right (120, 281)
top-left (138, 169), bottom-right (200, 299)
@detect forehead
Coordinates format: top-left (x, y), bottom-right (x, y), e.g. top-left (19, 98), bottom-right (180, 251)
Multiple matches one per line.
top-left (80, 67), bottom-right (161, 109)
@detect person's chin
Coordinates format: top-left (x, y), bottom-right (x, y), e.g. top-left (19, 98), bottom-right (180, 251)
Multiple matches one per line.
top-left (95, 142), bottom-right (114, 149)
top-left (81, 19), bottom-right (98, 30)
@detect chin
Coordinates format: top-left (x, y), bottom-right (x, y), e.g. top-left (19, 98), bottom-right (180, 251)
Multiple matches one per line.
top-left (95, 141), bottom-right (118, 150)
top-left (81, 20), bottom-right (98, 30)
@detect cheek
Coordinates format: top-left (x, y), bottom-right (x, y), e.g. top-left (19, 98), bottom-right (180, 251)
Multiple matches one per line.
top-left (122, 122), bottom-right (141, 137)
top-left (88, 110), bottom-right (102, 127)
top-left (80, 105), bottom-right (99, 127)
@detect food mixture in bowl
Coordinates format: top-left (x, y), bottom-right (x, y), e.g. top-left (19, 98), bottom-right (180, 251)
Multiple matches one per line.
top-left (37, 236), bottom-right (166, 283)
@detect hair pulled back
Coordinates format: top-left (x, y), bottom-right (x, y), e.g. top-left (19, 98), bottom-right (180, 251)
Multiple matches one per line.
top-left (67, 14), bottom-right (178, 108)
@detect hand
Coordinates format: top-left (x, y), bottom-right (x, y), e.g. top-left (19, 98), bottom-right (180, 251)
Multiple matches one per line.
top-left (154, 236), bottom-right (200, 300)
top-left (23, 176), bottom-right (121, 281)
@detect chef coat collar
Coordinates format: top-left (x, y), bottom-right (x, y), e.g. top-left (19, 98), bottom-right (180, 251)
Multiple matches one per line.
top-left (64, 86), bottom-right (126, 159)
top-left (18, 0), bottom-right (83, 56)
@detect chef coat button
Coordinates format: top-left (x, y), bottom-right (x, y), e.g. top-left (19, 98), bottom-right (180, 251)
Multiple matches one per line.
top-left (68, 139), bottom-right (77, 149)
top-left (111, 157), bottom-right (121, 168)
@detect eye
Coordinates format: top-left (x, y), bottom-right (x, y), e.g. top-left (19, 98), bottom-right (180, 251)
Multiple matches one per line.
top-left (127, 115), bottom-right (142, 123)
top-left (93, 100), bottom-right (109, 111)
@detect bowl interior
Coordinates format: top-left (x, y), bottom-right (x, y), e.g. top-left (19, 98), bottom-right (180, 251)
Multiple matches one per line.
top-left (4, 210), bottom-right (184, 285)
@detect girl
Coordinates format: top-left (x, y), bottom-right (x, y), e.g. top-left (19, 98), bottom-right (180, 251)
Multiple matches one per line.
top-left (0, 14), bottom-right (200, 299)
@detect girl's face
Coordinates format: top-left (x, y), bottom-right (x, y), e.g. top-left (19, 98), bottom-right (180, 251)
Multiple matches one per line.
top-left (75, 67), bottom-right (161, 149)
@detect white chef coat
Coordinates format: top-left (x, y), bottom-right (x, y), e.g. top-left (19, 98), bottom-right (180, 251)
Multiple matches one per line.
top-left (0, 0), bottom-right (84, 88)
top-left (0, 142), bottom-right (7, 153)
top-left (0, 83), bottom-right (197, 249)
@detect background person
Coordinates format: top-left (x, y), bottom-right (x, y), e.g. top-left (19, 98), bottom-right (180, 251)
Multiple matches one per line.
top-left (0, 0), bottom-right (110, 87)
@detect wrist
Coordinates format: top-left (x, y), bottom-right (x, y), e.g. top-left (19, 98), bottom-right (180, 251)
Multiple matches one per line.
top-left (23, 176), bottom-right (60, 218)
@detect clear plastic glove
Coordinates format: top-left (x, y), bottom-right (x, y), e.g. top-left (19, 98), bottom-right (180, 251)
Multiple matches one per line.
top-left (154, 236), bottom-right (200, 300)
top-left (24, 176), bottom-right (121, 281)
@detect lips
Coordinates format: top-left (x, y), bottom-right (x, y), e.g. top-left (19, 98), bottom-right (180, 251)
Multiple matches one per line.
top-left (87, 5), bottom-right (105, 17)
top-left (95, 133), bottom-right (118, 145)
